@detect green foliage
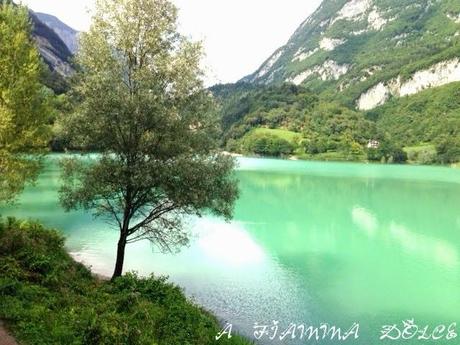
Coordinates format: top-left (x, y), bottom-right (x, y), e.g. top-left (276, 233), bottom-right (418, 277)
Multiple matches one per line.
top-left (212, 83), bottom-right (318, 141)
top-left (40, 68), bottom-right (70, 95)
top-left (404, 145), bottom-right (437, 165)
top-left (436, 136), bottom-right (460, 164)
top-left (214, 84), bottom-right (376, 162)
top-left (302, 102), bottom-right (375, 152)
top-left (0, 2), bottom-right (51, 203)
top-left (216, 0), bottom-right (460, 165)
top-left (215, 67), bottom-right (459, 166)
top-left (250, 128), bottom-right (301, 142)
top-left (366, 82), bottom-right (460, 165)
top-left (0, 219), bottom-right (251, 345)
top-left (370, 82), bottom-right (460, 146)
top-left (59, 0), bottom-right (239, 279)
top-left (241, 132), bottom-right (295, 157)
top-left (367, 141), bottom-right (408, 163)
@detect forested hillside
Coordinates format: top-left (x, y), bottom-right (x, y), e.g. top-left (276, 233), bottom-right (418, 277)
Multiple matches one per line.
top-left (212, 80), bottom-right (459, 164)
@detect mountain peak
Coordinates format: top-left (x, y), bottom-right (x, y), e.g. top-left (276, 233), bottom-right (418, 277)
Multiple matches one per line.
top-left (243, 0), bottom-right (460, 109)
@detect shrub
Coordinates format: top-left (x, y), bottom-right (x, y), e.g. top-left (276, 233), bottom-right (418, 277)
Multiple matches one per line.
top-left (0, 218), bottom-right (251, 345)
top-left (436, 137), bottom-right (460, 164)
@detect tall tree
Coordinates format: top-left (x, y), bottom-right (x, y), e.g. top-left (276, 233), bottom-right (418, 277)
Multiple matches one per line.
top-left (60, 0), bottom-right (239, 280)
top-left (0, 2), bottom-right (50, 203)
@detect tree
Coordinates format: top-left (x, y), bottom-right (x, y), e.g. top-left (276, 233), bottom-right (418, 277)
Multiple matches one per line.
top-left (59, 0), bottom-right (239, 280)
top-left (436, 136), bottom-right (460, 164)
top-left (0, 2), bottom-right (50, 203)
top-left (367, 141), bottom-right (407, 164)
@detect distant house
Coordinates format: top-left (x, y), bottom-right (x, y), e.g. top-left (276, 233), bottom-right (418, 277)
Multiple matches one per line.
top-left (367, 140), bottom-right (380, 149)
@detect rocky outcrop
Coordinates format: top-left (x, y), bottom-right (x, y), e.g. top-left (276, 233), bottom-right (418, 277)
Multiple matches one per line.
top-left (358, 59), bottom-right (460, 110)
top-left (292, 48), bottom-right (319, 62)
top-left (332, 0), bottom-right (372, 25)
top-left (36, 12), bottom-right (79, 54)
top-left (287, 60), bottom-right (349, 85)
top-left (319, 37), bottom-right (346, 51)
top-left (447, 13), bottom-right (460, 24)
top-left (30, 12), bottom-right (74, 77)
top-left (241, 0), bottom-right (460, 98)
top-left (255, 50), bottom-right (284, 79)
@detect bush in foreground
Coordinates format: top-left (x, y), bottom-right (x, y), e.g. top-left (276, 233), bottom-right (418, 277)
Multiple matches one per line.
top-left (0, 218), bottom-right (250, 345)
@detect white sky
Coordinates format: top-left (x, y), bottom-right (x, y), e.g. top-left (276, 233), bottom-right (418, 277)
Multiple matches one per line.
top-left (19, 0), bottom-right (322, 85)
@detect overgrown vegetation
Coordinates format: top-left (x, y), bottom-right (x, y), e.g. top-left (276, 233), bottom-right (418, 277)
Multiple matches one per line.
top-left (0, 218), bottom-right (251, 345)
top-left (239, 129), bottom-right (296, 157)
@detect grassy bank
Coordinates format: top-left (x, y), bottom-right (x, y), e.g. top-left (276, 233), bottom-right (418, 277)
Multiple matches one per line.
top-left (0, 218), bottom-right (250, 345)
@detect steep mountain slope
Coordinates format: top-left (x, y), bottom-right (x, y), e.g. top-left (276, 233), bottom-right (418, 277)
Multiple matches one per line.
top-left (29, 11), bottom-right (74, 78)
top-left (35, 12), bottom-right (79, 54)
top-left (243, 0), bottom-right (460, 109)
top-left (2, 1), bottom-right (75, 92)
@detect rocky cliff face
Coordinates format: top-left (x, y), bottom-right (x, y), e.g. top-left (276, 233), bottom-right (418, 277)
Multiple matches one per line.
top-left (35, 12), bottom-right (79, 54)
top-left (30, 11), bottom-right (75, 78)
top-left (357, 58), bottom-right (460, 109)
top-left (243, 0), bottom-right (460, 109)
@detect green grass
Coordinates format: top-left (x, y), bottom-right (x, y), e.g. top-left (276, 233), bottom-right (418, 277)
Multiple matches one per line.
top-left (0, 218), bottom-right (251, 345)
top-left (249, 128), bottom-right (300, 143)
top-left (404, 144), bottom-right (436, 153)
top-left (297, 151), bottom-right (366, 162)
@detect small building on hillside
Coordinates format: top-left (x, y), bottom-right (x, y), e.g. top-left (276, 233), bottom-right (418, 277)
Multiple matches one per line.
top-left (367, 140), bottom-right (380, 149)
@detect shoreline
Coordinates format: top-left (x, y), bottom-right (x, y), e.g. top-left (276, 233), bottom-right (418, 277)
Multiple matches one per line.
top-left (226, 151), bottom-right (460, 168)
top-left (47, 149), bottom-right (459, 168)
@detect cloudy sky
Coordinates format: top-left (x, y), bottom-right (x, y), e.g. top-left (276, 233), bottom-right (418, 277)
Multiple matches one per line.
top-left (19, 0), bottom-right (322, 85)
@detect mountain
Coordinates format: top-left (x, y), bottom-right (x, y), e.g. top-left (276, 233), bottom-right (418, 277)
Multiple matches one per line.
top-left (242, 0), bottom-right (460, 110)
top-left (4, 2), bottom-right (75, 85)
top-left (213, 0), bottom-right (460, 164)
top-left (35, 12), bottom-right (79, 54)
top-left (26, 11), bottom-right (75, 94)
top-left (29, 11), bottom-right (74, 77)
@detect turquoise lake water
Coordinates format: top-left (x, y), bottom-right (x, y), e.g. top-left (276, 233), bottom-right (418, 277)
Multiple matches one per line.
top-left (2, 155), bottom-right (460, 344)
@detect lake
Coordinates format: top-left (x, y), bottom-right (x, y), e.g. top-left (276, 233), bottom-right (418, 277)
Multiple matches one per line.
top-left (2, 155), bottom-right (460, 344)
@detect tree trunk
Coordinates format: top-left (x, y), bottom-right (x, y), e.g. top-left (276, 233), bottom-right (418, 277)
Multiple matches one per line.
top-left (112, 231), bottom-right (127, 280)
top-left (112, 199), bottom-right (132, 281)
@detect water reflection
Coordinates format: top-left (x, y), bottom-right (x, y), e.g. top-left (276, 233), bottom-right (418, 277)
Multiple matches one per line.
top-left (197, 219), bottom-right (266, 266)
top-left (390, 222), bottom-right (458, 267)
top-left (351, 206), bottom-right (378, 236)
